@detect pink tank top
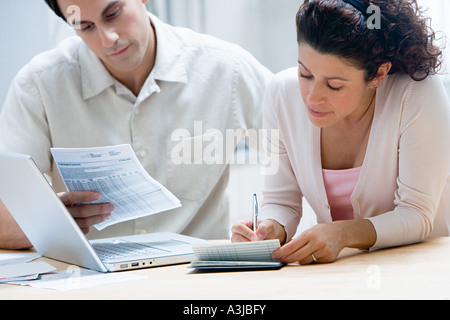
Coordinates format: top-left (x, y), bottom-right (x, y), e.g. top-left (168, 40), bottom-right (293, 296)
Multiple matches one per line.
top-left (322, 166), bottom-right (362, 221)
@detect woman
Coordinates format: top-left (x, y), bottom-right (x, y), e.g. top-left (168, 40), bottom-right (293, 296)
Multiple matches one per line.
top-left (232, 0), bottom-right (450, 264)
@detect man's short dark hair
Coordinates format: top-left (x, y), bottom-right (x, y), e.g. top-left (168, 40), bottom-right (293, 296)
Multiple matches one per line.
top-left (44, 0), bottom-right (67, 22)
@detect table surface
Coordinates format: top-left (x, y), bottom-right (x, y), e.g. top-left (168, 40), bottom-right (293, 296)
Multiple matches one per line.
top-left (1, 237), bottom-right (449, 300)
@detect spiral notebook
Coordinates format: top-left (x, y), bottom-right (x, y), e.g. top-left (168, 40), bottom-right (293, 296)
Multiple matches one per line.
top-left (189, 240), bottom-right (284, 270)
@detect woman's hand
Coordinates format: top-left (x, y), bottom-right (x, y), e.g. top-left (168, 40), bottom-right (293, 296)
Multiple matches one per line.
top-left (58, 191), bottom-right (114, 234)
top-left (272, 220), bottom-right (376, 265)
top-left (231, 218), bottom-right (287, 244)
top-left (272, 223), bottom-right (345, 264)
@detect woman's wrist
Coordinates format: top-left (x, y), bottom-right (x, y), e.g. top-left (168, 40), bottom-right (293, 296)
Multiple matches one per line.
top-left (334, 219), bottom-right (377, 249)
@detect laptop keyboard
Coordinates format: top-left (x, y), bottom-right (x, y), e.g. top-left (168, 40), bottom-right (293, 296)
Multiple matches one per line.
top-left (92, 241), bottom-right (166, 261)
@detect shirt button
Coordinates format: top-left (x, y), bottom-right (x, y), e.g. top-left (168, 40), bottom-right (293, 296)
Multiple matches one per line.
top-left (139, 150), bottom-right (147, 158)
top-left (134, 108), bottom-right (140, 115)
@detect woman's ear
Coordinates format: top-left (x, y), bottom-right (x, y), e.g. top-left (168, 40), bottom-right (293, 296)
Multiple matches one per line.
top-left (369, 62), bottom-right (392, 89)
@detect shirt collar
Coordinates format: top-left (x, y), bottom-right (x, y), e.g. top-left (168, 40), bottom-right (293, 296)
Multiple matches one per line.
top-left (80, 12), bottom-right (187, 101)
top-left (80, 42), bottom-right (115, 100)
top-left (150, 13), bottom-right (188, 84)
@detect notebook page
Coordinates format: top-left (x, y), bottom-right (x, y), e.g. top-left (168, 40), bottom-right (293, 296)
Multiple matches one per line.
top-left (192, 240), bottom-right (280, 262)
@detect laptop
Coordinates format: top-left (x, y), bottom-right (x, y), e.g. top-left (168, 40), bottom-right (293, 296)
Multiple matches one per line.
top-left (0, 151), bottom-right (211, 272)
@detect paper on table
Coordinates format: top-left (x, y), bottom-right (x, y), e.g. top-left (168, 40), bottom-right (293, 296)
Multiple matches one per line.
top-left (7, 267), bottom-right (147, 291)
top-left (0, 261), bottom-right (56, 281)
top-left (0, 252), bottom-right (41, 266)
top-left (190, 239), bottom-right (283, 269)
top-left (51, 144), bottom-right (181, 230)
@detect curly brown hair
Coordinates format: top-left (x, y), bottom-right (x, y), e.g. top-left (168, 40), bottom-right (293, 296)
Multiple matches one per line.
top-left (296, 0), bottom-right (443, 81)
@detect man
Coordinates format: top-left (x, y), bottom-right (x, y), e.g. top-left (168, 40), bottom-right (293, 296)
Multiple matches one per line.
top-left (0, 0), bottom-right (272, 249)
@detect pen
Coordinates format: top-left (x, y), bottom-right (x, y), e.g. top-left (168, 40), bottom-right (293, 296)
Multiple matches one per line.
top-left (252, 193), bottom-right (258, 233)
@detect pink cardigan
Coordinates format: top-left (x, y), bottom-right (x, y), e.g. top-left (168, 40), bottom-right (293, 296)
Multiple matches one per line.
top-left (260, 68), bottom-right (450, 250)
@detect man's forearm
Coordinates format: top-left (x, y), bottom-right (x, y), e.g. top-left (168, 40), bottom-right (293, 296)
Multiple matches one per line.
top-left (0, 200), bottom-right (32, 249)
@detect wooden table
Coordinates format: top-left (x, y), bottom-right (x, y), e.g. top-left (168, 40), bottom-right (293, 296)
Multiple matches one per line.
top-left (1, 237), bottom-right (449, 300)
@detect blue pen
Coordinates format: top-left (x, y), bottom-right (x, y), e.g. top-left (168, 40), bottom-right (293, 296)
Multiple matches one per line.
top-left (252, 193), bottom-right (258, 233)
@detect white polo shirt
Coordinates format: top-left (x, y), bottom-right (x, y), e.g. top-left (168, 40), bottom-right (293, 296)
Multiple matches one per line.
top-left (0, 14), bottom-right (272, 240)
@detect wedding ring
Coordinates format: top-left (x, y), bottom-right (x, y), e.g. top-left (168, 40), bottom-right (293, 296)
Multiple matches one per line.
top-left (311, 253), bottom-right (318, 263)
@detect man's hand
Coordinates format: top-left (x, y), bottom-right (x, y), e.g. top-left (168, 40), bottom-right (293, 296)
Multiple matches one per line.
top-left (58, 191), bottom-right (114, 234)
